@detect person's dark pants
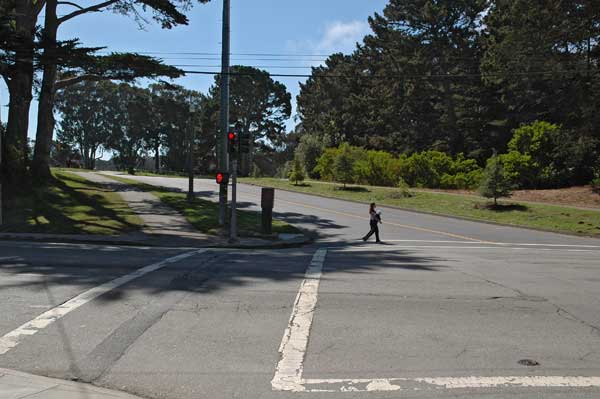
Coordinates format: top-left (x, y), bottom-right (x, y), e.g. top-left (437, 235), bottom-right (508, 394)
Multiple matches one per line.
top-left (363, 221), bottom-right (380, 242)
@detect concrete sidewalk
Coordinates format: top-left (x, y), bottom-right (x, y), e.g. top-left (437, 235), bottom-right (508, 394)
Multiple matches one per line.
top-left (0, 368), bottom-right (145, 399)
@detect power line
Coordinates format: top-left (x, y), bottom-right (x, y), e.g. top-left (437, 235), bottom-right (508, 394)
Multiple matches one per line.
top-left (180, 69), bottom-right (599, 80)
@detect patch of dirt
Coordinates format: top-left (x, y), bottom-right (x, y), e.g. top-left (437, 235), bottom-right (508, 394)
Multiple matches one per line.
top-left (510, 186), bottom-right (600, 209)
top-left (423, 186), bottom-right (600, 209)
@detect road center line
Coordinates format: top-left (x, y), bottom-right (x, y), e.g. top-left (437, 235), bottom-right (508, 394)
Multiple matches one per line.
top-left (272, 248), bottom-right (327, 392)
top-left (334, 245), bottom-right (599, 253)
top-left (270, 197), bottom-right (489, 243)
top-left (0, 249), bottom-right (207, 355)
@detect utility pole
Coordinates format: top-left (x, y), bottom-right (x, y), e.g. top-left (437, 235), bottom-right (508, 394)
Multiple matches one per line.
top-left (218, 0), bottom-right (230, 226)
top-left (187, 99), bottom-right (196, 202)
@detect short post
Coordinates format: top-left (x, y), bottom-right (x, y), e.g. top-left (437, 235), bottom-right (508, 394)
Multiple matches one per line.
top-left (261, 187), bottom-right (274, 234)
top-left (229, 159), bottom-right (238, 242)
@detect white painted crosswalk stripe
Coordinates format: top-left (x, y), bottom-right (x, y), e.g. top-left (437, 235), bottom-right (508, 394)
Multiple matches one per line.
top-left (0, 249), bottom-right (207, 355)
top-left (271, 247), bottom-right (600, 393)
top-left (272, 248), bottom-right (327, 392)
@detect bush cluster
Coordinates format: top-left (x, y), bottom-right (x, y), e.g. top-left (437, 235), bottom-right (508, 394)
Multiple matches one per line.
top-left (499, 121), bottom-right (599, 189)
top-left (300, 121), bottom-right (599, 191)
top-left (311, 146), bottom-right (483, 189)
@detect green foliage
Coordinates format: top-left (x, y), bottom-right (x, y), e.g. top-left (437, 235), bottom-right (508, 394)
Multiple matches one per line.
top-left (295, 133), bottom-right (326, 178)
top-left (498, 121), bottom-right (599, 188)
top-left (288, 157), bottom-right (305, 185)
top-left (313, 144), bottom-right (483, 190)
top-left (354, 150), bottom-right (398, 186)
top-left (478, 155), bottom-right (513, 205)
top-left (313, 147), bottom-right (340, 181)
top-left (393, 177), bottom-right (413, 198)
top-left (395, 151), bottom-right (483, 189)
top-left (498, 150), bottom-right (536, 188)
top-left (294, 0), bottom-right (600, 180)
top-left (508, 121), bottom-right (558, 156)
top-left (207, 65), bottom-right (292, 176)
top-left (333, 143), bottom-right (356, 187)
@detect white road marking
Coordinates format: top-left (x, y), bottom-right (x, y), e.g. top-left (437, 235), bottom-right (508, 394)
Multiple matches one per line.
top-left (302, 376), bottom-right (600, 392)
top-left (272, 248), bottom-right (327, 392)
top-left (0, 249), bottom-right (206, 355)
top-left (382, 240), bottom-right (600, 248)
top-left (334, 245), bottom-right (599, 253)
top-left (0, 256), bottom-right (20, 261)
top-left (271, 248), bottom-right (600, 393)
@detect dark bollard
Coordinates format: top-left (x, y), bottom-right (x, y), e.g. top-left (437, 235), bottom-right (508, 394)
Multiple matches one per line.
top-left (261, 188), bottom-right (275, 234)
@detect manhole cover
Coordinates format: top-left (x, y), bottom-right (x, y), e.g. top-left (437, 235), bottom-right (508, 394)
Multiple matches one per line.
top-left (518, 359), bottom-right (540, 366)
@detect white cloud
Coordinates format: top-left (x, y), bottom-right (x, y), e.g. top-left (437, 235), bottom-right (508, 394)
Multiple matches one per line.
top-left (316, 20), bottom-right (369, 53)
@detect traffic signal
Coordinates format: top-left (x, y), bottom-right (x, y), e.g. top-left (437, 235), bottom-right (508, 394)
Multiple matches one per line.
top-left (239, 131), bottom-right (251, 154)
top-left (227, 131), bottom-right (237, 154)
top-left (215, 171), bottom-right (229, 185)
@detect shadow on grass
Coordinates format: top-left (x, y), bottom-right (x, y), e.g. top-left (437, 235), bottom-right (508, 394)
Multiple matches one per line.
top-left (2, 173), bottom-right (141, 235)
top-left (475, 202), bottom-right (529, 212)
top-left (335, 186), bottom-right (371, 193)
top-left (290, 182), bottom-right (312, 187)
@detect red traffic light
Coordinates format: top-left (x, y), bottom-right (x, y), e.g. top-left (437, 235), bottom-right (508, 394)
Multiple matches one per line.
top-left (215, 171), bottom-right (229, 185)
top-left (228, 132), bottom-right (236, 140)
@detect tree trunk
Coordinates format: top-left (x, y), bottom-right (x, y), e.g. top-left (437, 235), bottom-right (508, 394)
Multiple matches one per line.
top-left (3, 1), bottom-right (42, 183)
top-left (32, 0), bottom-right (59, 181)
top-left (5, 76), bottom-right (33, 179)
top-left (155, 142), bottom-right (160, 173)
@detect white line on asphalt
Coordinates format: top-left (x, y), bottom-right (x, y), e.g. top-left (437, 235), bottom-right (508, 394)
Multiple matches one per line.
top-left (334, 245), bottom-right (599, 252)
top-left (272, 248), bottom-right (328, 392)
top-left (0, 249), bottom-right (207, 356)
top-left (0, 256), bottom-right (19, 261)
top-left (382, 240), bottom-right (600, 248)
top-left (302, 376), bottom-right (600, 392)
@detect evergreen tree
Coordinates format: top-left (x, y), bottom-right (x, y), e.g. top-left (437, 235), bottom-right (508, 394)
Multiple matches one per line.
top-left (478, 154), bottom-right (513, 206)
top-left (334, 143), bottom-right (356, 188)
top-left (288, 157), bottom-right (305, 186)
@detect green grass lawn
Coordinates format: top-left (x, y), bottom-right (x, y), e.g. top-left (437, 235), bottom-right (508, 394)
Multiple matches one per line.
top-left (106, 175), bottom-right (300, 238)
top-left (1, 171), bottom-right (143, 235)
top-left (240, 178), bottom-right (600, 237)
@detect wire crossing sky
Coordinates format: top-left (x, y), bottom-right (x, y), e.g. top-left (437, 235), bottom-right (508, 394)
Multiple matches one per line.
top-left (0, 0), bottom-right (389, 137)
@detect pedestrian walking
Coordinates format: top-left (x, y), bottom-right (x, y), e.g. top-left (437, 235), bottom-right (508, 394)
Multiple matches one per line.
top-left (362, 202), bottom-right (382, 243)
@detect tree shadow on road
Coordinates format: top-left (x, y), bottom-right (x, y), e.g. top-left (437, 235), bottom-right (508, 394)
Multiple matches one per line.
top-left (0, 243), bottom-right (445, 300)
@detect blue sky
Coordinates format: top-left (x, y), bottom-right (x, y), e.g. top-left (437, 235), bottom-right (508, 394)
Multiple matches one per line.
top-left (0, 0), bottom-right (388, 139)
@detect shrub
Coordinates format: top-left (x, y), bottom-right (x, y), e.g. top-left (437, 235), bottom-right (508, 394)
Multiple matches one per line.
top-left (296, 134), bottom-right (325, 179)
top-left (313, 147), bottom-right (339, 181)
top-left (354, 150), bottom-right (397, 186)
top-left (499, 150), bottom-right (536, 188)
top-left (394, 177), bottom-right (413, 198)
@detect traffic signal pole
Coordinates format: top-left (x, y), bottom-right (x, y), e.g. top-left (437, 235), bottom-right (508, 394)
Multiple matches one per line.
top-left (218, 0), bottom-right (230, 226)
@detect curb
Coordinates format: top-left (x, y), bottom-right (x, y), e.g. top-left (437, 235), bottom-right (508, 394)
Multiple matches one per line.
top-left (0, 368), bottom-right (145, 399)
top-left (242, 182), bottom-right (600, 240)
top-left (0, 232), bottom-right (312, 250)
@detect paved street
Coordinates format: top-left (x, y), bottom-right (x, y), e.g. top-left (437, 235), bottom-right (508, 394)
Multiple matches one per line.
top-left (2, 175), bottom-right (600, 398)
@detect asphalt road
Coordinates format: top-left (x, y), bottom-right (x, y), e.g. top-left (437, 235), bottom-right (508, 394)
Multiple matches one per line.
top-left (1, 174), bottom-right (600, 399)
